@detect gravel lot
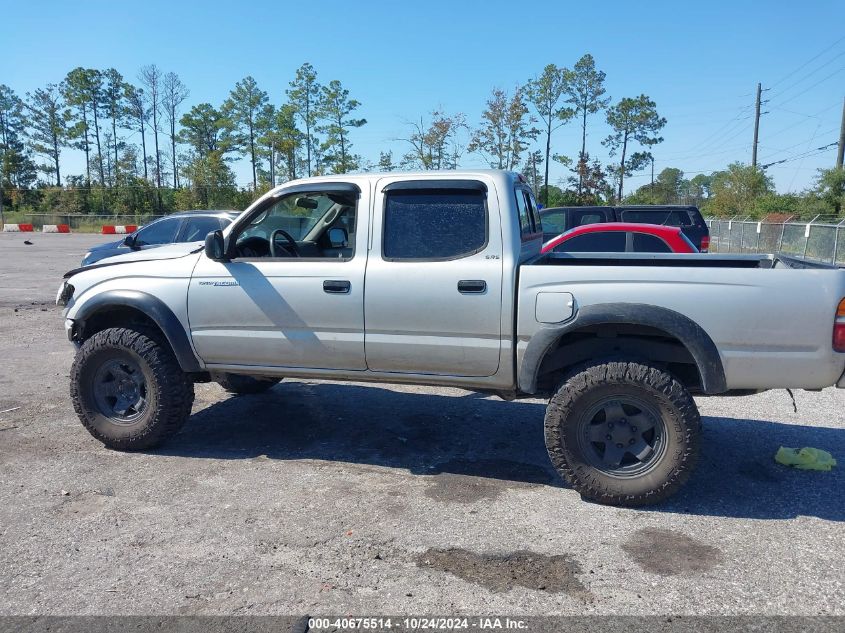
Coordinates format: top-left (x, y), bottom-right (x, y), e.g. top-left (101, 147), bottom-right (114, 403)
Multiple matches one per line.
top-left (0, 232), bottom-right (843, 616)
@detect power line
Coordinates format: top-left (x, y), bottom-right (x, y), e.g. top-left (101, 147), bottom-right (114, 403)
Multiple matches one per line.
top-left (788, 121), bottom-right (823, 190)
top-left (760, 141), bottom-right (838, 169)
top-left (690, 110), bottom-right (755, 154)
top-left (767, 35), bottom-right (845, 91)
top-left (767, 50), bottom-right (845, 104)
top-left (768, 103), bottom-right (839, 118)
top-left (771, 65), bottom-right (845, 108)
top-left (763, 104), bottom-right (841, 140)
top-left (757, 127), bottom-right (840, 160)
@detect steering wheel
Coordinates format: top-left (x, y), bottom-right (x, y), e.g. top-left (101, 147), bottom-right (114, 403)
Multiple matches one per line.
top-left (236, 236), bottom-right (270, 258)
top-left (270, 229), bottom-right (301, 258)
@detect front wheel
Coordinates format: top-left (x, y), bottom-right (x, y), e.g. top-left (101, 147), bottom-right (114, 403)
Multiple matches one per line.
top-left (70, 327), bottom-right (195, 450)
top-left (544, 361), bottom-right (701, 506)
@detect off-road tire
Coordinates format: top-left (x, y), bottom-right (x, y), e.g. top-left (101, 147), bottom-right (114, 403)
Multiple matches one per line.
top-left (70, 327), bottom-right (194, 450)
top-left (544, 360), bottom-right (701, 507)
top-left (216, 374), bottom-right (281, 395)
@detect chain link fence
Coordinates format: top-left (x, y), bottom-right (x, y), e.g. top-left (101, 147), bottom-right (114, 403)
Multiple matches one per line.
top-left (706, 217), bottom-right (845, 266)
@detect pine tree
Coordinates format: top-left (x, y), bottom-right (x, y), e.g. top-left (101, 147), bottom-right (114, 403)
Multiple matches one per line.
top-left (317, 79), bottom-right (366, 174)
top-left (287, 63), bottom-right (321, 177)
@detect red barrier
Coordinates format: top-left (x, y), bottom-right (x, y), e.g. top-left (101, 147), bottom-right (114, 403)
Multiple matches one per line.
top-left (125, 225), bottom-right (138, 233)
top-left (57, 224), bottom-right (70, 233)
top-left (102, 225), bottom-right (116, 234)
top-left (19, 223), bottom-right (34, 232)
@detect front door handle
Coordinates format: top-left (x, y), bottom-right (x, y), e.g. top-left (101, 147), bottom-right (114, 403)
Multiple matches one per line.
top-left (323, 280), bottom-right (351, 294)
top-left (458, 280), bottom-right (487, 294)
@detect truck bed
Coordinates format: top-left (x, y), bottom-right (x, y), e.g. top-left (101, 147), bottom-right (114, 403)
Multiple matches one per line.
top-left (518, 252), bottom-right (845, 391)
top-left (535, 252), bottom-right (839, 269)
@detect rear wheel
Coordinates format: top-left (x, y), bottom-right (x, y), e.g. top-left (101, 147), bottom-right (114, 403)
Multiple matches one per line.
top-left (544, 360), bottom-right (701, 506)
top-left (216, 373), bottom-right (281, 395)
top-left (70, 327), bottom-right (194, 450)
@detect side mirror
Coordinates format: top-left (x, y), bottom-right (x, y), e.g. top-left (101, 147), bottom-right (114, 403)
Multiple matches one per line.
top-left (123, 234), bottom-right (138, 249)
top-left (205, 230), bottom-right (227, 261)
top-left (327, 227), bottom-right (348, 248)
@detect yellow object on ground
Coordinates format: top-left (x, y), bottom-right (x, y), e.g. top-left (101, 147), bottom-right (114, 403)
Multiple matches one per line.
top-left (775, 447), bottom-right (837, 471)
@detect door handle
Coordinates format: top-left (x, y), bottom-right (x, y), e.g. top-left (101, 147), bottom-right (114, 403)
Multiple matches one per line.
top-left (458, 280), bottom-right (487, 294)
top-left (323, 280), bottom-right (351, 294)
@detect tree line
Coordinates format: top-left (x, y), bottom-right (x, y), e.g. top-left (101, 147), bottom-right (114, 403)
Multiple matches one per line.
top-left (0, 62), bottom-right (373, 216)
top-left (1, 56), bottom-right (841, 220)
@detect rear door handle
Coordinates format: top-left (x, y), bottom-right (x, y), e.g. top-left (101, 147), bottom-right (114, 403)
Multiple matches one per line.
top-left (458, 280), bottom-right (487, 294)
top-left (323, 280), bottom-right (351, 294)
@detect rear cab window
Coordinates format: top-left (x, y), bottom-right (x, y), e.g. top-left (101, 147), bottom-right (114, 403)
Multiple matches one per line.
top-left (515, 187), bottom-right (542, 242)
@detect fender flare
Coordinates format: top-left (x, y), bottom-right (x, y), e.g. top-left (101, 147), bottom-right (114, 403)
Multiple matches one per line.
top-left (519, 302), bottom-right (727, 395)
top-left (72, 289), bottom-right (203, 373)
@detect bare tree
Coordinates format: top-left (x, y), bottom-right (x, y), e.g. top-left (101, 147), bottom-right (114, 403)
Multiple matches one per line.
top-left (124, 84), bottom-right (148, 180)
top-left (139, 64), bottom-right (163, 207)
top-left (401, 109), bottom-right (467, 170)
top-left (162, 71), bottom-right (189, 188)
top-left (469, 86), bottom-right (536, 170)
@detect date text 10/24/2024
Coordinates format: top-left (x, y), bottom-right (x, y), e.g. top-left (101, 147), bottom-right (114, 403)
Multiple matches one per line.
top-left (307, 617), bottom-right (528, 630)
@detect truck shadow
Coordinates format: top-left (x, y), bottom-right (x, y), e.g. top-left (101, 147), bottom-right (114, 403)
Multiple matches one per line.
top-left (157, 381), bottom-right (844, 521)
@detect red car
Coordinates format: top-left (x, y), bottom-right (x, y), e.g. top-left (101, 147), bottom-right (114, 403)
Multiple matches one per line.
top-left (541, 222), bottom-right (699, 254)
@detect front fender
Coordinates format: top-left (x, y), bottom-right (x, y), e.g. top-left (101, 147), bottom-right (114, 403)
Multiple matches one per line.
top-left (70, 289), bottom-right (203, 373)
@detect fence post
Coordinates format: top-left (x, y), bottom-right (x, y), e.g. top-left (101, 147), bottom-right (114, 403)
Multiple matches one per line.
top-left (833, 226), bottom-right (840, 265)
top-left (755, 222), bottom-right (761, 253)
top-left (802, 224), bottom-right (812, 260)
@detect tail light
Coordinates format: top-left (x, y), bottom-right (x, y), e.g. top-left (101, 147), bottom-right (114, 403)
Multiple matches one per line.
top-left (834, 298), bottom-right (845, 352)
top-left (700, 235), bottom-right (710, 253)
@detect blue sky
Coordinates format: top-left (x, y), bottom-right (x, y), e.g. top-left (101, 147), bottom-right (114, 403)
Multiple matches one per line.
top-left (3, 0), bottom-right (844, 194)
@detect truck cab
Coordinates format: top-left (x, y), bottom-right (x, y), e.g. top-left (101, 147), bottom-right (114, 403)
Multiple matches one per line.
top-left (190, 171), bottom-right (539, 391)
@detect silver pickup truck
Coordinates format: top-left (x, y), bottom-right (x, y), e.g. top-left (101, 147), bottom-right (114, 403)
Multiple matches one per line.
top-left (58, 170), bottom-right (845, 506)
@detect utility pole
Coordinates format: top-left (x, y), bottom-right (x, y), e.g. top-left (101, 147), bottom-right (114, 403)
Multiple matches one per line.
top-left (752, 82), bottom-right (762, 168)
top-left (837, 95), bottom-right (845, 169)
top-left (650, 154), bottom-right (655, 190)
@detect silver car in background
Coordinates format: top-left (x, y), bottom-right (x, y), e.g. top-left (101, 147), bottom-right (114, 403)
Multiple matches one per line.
top-left (81, 210), bottom-right (240, 266)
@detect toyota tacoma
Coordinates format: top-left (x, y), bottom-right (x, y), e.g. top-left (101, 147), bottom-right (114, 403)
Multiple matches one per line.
top-left (57, 170), bottom-right (845, 506)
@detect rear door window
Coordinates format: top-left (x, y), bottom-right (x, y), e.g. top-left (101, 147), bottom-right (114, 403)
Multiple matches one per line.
top-left (179, 216), bottom-right (225, 242)
top-left (631, 232), bottom-right (672, 253)
top-left (383, 189), bottom-right (487, 260)
top-left (555, 231), bottom-right (627, 252)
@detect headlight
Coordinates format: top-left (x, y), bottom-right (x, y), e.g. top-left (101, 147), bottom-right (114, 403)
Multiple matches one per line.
top-left (56, 281), bottom-right (75, 306)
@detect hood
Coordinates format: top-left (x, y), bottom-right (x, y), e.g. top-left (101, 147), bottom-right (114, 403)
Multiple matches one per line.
top-left (88, 238), bottom-right (126, 253)
top-left (65, 241), bottom-right (204, 278)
